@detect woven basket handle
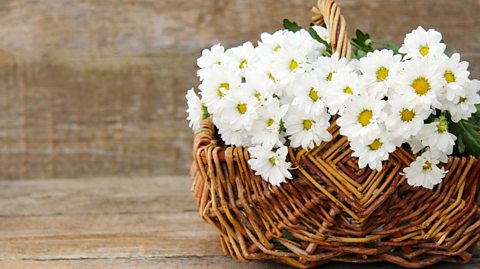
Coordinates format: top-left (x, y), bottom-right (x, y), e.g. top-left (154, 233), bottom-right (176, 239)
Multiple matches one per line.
top-left (312, 0), bottom-right (351, 59)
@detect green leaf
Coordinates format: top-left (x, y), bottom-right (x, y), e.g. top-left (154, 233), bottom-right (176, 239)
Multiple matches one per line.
top-left (457, 135), bottom-right (466, 154)
top-left (201, 104), bottom-right (210, 119)
top-left (449, 119), bottom-right (480, 157)
top-left (354, 29), bottom-right (370, 43)
top-left (373, 39), bottom-right (401, 54)
top-left (283, 19), bottom-right (301, 32)
top-left (351, 29), bottom-right (374, 52)
top-left (351, 29), bottom-right (374, 59)
top-left (307, 27), bottom-right (332, 56)
top-left (279, 119), bottom-right (286, 133)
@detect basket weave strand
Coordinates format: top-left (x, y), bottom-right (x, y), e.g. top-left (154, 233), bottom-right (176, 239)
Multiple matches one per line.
top-left (312, 0), bottom-right (351, 58)
top-left (190, 0), bottom-right (480, 268)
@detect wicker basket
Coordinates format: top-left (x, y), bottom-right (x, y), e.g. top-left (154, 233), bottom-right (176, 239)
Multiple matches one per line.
top-left (190, 0), bottom-right (480, 268)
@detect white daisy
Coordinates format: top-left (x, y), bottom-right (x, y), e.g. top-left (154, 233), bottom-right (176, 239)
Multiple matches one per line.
top-left (284, 108), bottom-right (332, 150)
top-left (428, 147), bottom-right (450, 163)
top-left (197, 44), bottom-right (225, 68)
top-left (393, 58), bottom-right (443, 109)
top-left (438, 53), bottom-right (470, 103)
top-left (324, 71), bottom-right (366, 115)
top-left (224, 42), bottom-right (257, 73)
top-left (199, 67), bottom-right (242, 113)
top-left (218, 88), bottom-right (260, 131)
top-left (250, 98), bottom-right (288, 149)
top-left (350, 130), bottom-right (396, 171)
top-left (287, 29), bottom-right (325, 60)
top-left (247, 146), bottom-right (292, 186)
top-left (358, 49), bottom-right (402, 99)
top-left (197, 44), bottom-right (226, 80)
top-left (384, 96), bottom-right (431, 141)
top-left (186, 88), bottom-right (203, 131)
top-left (257, 30), bottom-right (287, 56)
top-left (336, 95), bottom-right (387, 140)
top-left (407, 137), bottom-right (425, 155)
top-left (399, 27), bottom-right (446, 59)
top-left (403, 150), bottom-right (447, 189)
top-left (445, 79), bottom-right (480, 122)
top-left (244, 66), bottom-right (278, 100)
top-left (270, 46), bottom-right (308, 84)
top-left (291, 72), bottom-right (328, 115)
top-left (213, 116), bottom-right (250, 147)
top-left (417, 118), bottom-right (456, 155)
top-left (312, 53), bottom-right (353, 83)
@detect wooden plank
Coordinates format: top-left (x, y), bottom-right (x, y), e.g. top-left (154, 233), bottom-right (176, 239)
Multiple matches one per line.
top-left (0, 257), bottom-right (292, 269)
top-left (0, 212), bottom-right (222, 259)
top-left (0, 55), bottom-right (198, 179)
top-left (0, 176), bottom-right (220, 260)
top-left (0, 258), bottom-right (478, 269)
top-left (0, 0), bottom-right (476, 56)
top-left (0, 176), bottom-right (196, 216)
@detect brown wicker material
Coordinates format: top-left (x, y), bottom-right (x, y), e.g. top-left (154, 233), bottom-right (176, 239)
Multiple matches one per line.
top-left (190, 0), bottom-right (480, 268)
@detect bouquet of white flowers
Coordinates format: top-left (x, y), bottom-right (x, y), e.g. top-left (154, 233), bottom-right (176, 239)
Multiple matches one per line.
top-left (187, 19), bottom-right (480, 190)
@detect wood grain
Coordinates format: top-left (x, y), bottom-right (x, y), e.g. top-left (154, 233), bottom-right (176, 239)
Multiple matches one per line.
top-left (0, 0), bottom-right (478, 179)
top-left (0, 176), bottom-right (477, 268)
top-left (0, 176), bottom-right (195, 216)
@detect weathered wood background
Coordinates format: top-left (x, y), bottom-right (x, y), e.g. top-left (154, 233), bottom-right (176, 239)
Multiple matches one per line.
top-left (0, 0), bottom-right (478, 179)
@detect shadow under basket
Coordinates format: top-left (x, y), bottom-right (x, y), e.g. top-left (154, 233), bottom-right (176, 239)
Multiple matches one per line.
top-left (189, 1), bottom-right (480, 268)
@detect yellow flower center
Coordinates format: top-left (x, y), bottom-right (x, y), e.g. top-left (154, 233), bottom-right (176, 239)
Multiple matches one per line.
top-left (422, 161), bottom-right (432, 171)
top-left (444, 71), bottom-right (456, 83)
top-left (436, 122), bottom-right (447, 133)
top-left (237, 104), bottom-right (247, 114)
top-left (376, 66), bottom-right (389, 81)
top-left (268, 73), bottom-right (276, 82)
top-left (217, 82), bottom-right (230, 97)
top-left (268, 157), bottom-right (277, 166)
top-left (358, 109), bottom-right (373, 126)
top-left (343, 86), bottom-right (353, 95)
top-left (309, 88), bottom-right (320, 101)
top-left (411, 77), bottom-right (431, 95)
top-left (459, 96), bottom-right (467, 103)
top-left (274, 45), bottom-right (281, 52)
top-left (289, 59), bottom-right (299, 71)
top-left (326, 72), bottom-right (333, 81)
top-left (303, 119), bottom-right (313, 130)
top-left (215, 60), bottom-right (221, 65)
top-left (400, 109), bottom-right (415, 122)
top-left (219, 83), bottom-right (230, 91)
top-left (239, 59), bottom-right (247, 69)
top-left (368, 139), bottom-right (383, 151)
top-left (267, 118), bottom-right (275, 126)
top-left (419, 45), bottom-right (430, 56)
top-left (254, 91), bottom-right (262, 100)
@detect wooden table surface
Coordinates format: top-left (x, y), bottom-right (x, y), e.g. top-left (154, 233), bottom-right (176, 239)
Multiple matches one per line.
top-left (0, 176), bottom-right (478, 269)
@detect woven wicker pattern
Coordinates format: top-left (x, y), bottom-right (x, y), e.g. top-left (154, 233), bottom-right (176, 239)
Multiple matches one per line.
top-left (190, 0), bottom-right (480, 268)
